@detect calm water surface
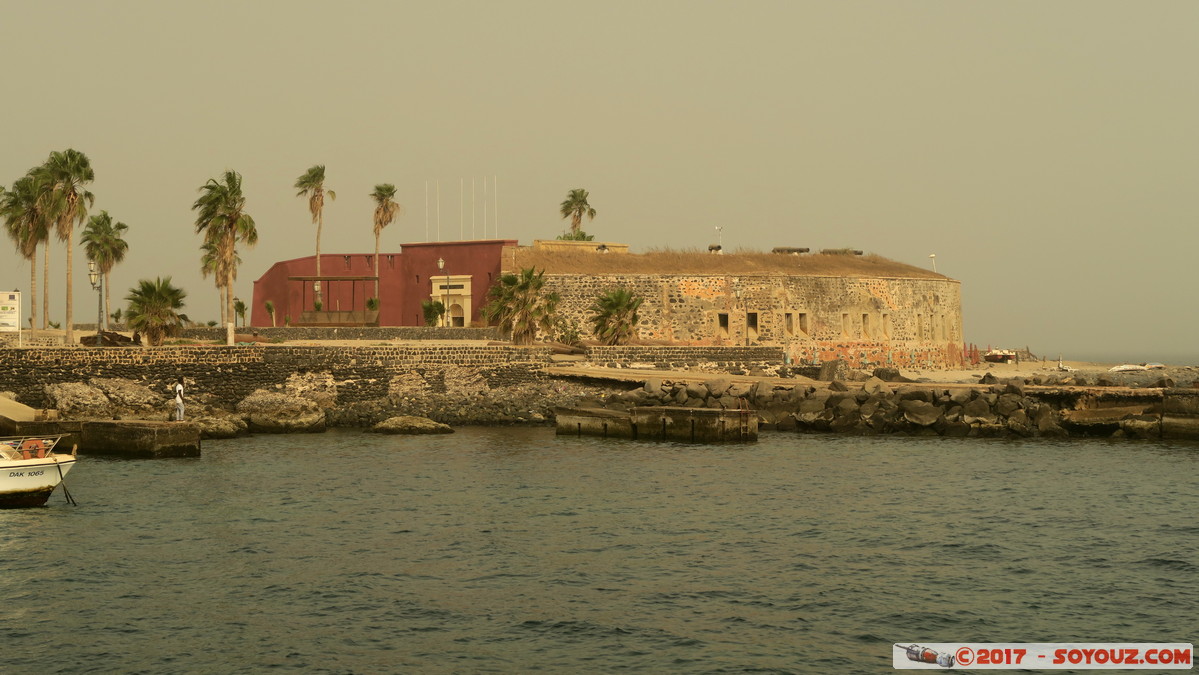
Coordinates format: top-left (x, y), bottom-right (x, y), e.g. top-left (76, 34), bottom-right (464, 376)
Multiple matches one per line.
top-left (1, 428), bottom-right (1195, 673)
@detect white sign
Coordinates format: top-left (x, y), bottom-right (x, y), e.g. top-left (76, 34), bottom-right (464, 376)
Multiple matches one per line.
top-left (0, 291), bottom-right (19, 332)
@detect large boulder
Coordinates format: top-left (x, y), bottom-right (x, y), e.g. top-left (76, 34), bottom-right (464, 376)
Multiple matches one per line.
top-left (861, 377), bottom-right (890, 396)
top-left (818, 359), bottom-right (849, 382)
top-left (195, 415), bottom-right (249, 439)
top-left (236, 391), bottom-right (326, 433)
top-left (872, 367), bottom-right (914, 383)
top-left (704, 378), bottom-right (732, 398)
top-left (962, 398), bottom-right (997, 424)
top-left (901, 400), bottom-right (944, 427)
top-left (91, 377), bottom-right (171, 420)
top-left (44, 382), bottom-right (111, 420)
top-left (370, 416), bottom-right (454, 434)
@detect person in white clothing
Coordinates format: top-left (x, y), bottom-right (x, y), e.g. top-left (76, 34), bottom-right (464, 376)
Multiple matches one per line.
top-left (174, 377), bottom-right (185, 421)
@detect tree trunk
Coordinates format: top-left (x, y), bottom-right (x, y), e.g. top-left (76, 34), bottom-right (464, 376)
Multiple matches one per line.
top-left (42, 244), bottom-right (49, 329)
top-left (374, 233), bottom-right (380, 298)
top-left (28, 253), bottom-right (37, 331)
top-left (103, 271), bottom-right (111, 331)
top-left (65, 232), bottom-right (74, 343)
top-left (226, 265), bottom-right (235, 345)
top-left (314, 210), bottom-right (322, 301)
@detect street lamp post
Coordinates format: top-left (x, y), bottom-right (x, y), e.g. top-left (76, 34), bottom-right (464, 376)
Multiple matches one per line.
top-left (437, 257), bottom-right (448, 327)
top-left (87, 260), bottom-right (102, 346)
top-left (929, 253), bottom-right (937, 273)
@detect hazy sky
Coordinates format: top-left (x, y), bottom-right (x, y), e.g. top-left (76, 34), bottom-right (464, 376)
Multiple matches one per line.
top-left (2, 1), bottom-right (1195, 362)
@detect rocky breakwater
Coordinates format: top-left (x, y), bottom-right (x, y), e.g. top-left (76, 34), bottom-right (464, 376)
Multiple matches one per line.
top-left (29, 373), bottom-right (625, 438)
top-left (582, 375), bottom-right (1198, 441)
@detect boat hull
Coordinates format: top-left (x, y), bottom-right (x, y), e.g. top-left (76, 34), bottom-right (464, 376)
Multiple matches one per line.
top-left (0, 455), bottom-right (77, 508)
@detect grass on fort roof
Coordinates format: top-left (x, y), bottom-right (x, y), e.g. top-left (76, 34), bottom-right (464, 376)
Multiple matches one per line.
top-left (511, 247), bottom-right (946, 278)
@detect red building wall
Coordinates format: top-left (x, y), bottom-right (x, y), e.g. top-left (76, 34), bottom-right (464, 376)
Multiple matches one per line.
top-left (250, 240), bottom-right (516, 327)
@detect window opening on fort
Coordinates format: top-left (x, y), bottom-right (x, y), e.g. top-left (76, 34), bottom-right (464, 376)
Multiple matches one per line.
top-left (882, 313), bottom-right (892, 338)
top-left (747, 312), bottom-right (759, 342)
top-left (861, 313), bottom-right (870, 339)
top-left (784, 312), bottom-right (794, 337)
top-left (798, 313), bottom-right (809, 336)
top-left (718, 313), bottom-right (729, 339)
top-left (841, 313), bottom-right (850, 337)
top-left (917, 314), bottom-right (925, 340)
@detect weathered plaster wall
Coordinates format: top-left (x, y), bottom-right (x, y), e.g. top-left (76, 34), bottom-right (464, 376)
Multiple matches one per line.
top-left (546, 274), bottom-right (963, 368)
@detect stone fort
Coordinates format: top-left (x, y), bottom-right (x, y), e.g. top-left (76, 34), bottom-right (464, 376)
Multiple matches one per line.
top-left (250, 239), bottom-right (963, 369)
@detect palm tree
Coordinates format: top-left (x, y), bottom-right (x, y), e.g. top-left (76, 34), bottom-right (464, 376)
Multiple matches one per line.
top-left (589, 288), bottom-right (644, 345)
top-left (369, 183), bottom-right (401, 298)
top-left (125, 277), bottom-right (187, 346)
top-left (192, 170), bottom-right (257, 336)
top-left (199, 239), bottom-right (227, 325)
top-left (559, 188), bottom-right (596, 238)
top-left (294, 165), bottom-right (335, 296)
top-left (264, 300), bottom-right (276, 327)
top-left (199, 239), bottom-right (239, 326)
top-left (1, 174), bottom-right (49, 331)
top-left (481, 267), bottom-right (559, 345)
top-left (81, 211), bottom-right (130, 331)
top-left (421, 299), bottom-right (445, 327)
top-left (36, 149), bottom-right (95, 343)
top-left (233, 298), bottom-right (247, 328)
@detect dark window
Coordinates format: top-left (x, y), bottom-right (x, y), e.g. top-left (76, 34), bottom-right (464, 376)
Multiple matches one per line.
top-left (718, 313), bottom-right (729, 338)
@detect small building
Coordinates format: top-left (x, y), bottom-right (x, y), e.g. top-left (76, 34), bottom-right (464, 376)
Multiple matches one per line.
top-left (250, 240), bottom-right (516, 328)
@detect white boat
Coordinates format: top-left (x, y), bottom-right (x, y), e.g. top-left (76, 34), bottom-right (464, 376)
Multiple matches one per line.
top-left (0, 435), bottom-right (78, 508)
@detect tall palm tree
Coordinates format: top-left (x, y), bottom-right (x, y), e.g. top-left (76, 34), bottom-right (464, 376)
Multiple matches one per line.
top-left (125, 276), bottom-right (187, 346)
top-left (559, 188), bottom-right (596, 237)
top-left (589, 288), bottom-right (644, 346)
top-left (192, 170), bottom-right (257, 335)
top-left (1, 175), bottom-right (49, 330)
top-left (36, 149), bottom-right (95, 343)
top-left (481, 267), bottom-right (559, 345)
top-left (294, 165), bottom-right (335, 295)
top-left (81, 211), bottom-right (129, 331)
top-left (369, 183), bottom-right (401, 298)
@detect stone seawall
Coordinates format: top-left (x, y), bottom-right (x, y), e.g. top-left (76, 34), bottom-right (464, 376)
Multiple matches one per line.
top-left (176, 326), bottom-right (499, 341)
top-left (0, 345), bottom-right (553, 412)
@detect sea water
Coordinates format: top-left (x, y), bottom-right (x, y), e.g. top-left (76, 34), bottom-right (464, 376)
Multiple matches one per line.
top-left (1, 428), bottom-right (1195, 673)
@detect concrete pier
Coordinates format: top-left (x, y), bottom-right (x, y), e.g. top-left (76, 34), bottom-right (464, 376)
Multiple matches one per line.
top-left (80, 421), bottom-right (201, 458)
top-left (556, 406), bottom-right (757, 443)
top-left (1, 417), bottom-right (201, 458)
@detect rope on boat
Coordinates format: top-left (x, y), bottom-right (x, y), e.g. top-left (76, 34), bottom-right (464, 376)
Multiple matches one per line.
top-left (54, 447), bottom-right (78, 506)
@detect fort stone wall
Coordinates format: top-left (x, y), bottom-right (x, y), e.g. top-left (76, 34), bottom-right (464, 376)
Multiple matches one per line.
top-left (544, 273), bottom-right (963, 369)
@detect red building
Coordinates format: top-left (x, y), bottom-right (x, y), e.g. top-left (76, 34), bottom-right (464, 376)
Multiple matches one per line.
top-left (250, 239), bottom-right (517, 327)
